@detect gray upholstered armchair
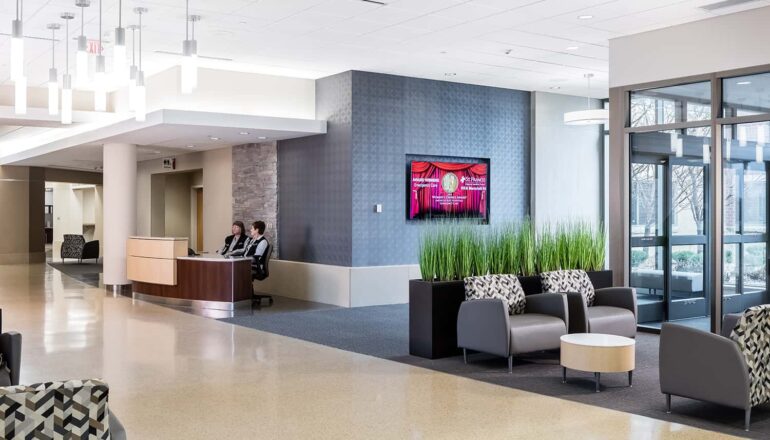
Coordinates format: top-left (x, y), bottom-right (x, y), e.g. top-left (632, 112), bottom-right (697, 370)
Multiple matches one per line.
top-left (660, 306), bottom-right (770, 431)
top-left (61, 234), bottom-right (100, 263)
top-left (457, 274), bottom-right (568, 373)
top-left (541, 270), bottom-right (637, 338)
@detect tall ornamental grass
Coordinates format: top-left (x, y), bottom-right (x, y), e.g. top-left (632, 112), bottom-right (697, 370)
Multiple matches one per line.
top-left (417, 218), bottom-right (606, 281)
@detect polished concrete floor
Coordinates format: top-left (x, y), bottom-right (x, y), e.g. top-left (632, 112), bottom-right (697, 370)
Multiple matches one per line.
top-left (0, 263), bottom-right (739, 439)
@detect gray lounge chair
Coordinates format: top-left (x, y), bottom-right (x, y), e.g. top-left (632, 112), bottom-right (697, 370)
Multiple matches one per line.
top-left (541, 270), bottom-right (637, 338)
top-left (457, 278), bottom-right (568, 373)
top-left (660, 307), bottom-right (770, 431)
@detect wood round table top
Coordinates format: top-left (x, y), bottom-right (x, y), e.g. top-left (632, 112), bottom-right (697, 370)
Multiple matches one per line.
top-left (560, 333), bottom-right (635, 348)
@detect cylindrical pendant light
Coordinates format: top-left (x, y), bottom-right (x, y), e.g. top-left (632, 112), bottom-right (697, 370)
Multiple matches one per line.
top-left (11, 0), bottom-right (24, 81)
top-left (94, 0), bottom-right (106, 111)
top-left (181, 0), bottom-right (199, 94)
top-left (14, 76), bottom-right (26, 115)
top-left (76, 0), bottom-right (90, 86)
top-left (61, 12), bottom-right (75, 124)
top-left (47, 23), bottom-right (61, 115)
top-left (128, 24), bottom-right (138, 111)
top-left (113, 0), bottom-right (126, 82)
top-left (134, 7), bottom-right (148, 122)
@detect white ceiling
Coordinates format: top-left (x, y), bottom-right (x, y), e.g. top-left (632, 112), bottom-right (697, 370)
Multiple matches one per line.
top-left (1, 0), bottom-right (769, 99)
top-left (4, 109), bottom-right (327, 169)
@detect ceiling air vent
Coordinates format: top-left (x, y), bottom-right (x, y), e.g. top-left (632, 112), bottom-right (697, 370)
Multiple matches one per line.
top-left (700, 0), bottom-right (761, 11)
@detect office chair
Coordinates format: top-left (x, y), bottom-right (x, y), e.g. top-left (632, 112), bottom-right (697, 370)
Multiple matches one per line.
top-left (252, 244), bottom-right (273, 305)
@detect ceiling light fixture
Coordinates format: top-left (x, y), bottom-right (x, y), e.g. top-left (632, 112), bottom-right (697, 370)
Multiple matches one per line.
top-left (566, 46), bottom-right (579, 51)
top-left (549, 86), bottom-right (560, 90)
top-left (737, 81), bottom-right (751, 85)
top-left (76, 0), bottom-right (90, 86)
top-left (187, 144), bottom-right (195, 148)
top-left (128, 24), bottom-right (139, 111)
top-left (61, 12), bottom-right (75, 125)
top-left (113, 0), bottom-right (126, 83)
top-left (11, 0), bottom-right (24, 81)
top-left (94, 0), bottom-right (106, 111)
top-left (12, 0), bottom-right (26, 114)
top-left (257, 136), bottom-right (267, 140)
top-left (133, 7), bottom-right (147, 122)
top-left (239, 131), bottom-right (249, 135)
top-left (209, 136), bottom-right (220, 141)
top-left (181, 0), bottom-right (199, 94)
top-left (47, 23), bottom-right (61, 116)
top-left (564, 73), bottom-right (609, 125)
top-left (577, 15), bottom-right (593, 20)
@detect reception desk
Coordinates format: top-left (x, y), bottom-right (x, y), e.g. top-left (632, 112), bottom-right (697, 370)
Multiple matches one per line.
top-left (127, 237), bottom-right (253, 310)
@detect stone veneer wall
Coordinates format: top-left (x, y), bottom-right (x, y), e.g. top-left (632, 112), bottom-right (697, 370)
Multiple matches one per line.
top-left (232, 142), bottom-right (278, 257)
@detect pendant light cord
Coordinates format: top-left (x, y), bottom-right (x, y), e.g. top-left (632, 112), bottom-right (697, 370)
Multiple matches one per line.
top-left (65, 17), bottom-right (69, 73)
top-left (131, 27), bottom-right (135, 66)
top-left (139, 13), bottom-right (142, 70)
top-left (80, 5), bottom-right (84, 37)
top-left (99, 0), bottom-right (102, 55)
top-left (118, 0), bottom-right (122, 27)
top-left (186, 0), bottom-right (189, 40)
top-left (51, 28), bottom-right (55, 67)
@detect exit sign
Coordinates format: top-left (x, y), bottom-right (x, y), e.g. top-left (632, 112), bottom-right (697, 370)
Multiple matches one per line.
top-left (87, 40), bottom-right (103, 54)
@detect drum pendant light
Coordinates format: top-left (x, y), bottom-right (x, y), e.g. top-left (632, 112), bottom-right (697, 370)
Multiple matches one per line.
top-left (564, 73), bottom-right (609, 125)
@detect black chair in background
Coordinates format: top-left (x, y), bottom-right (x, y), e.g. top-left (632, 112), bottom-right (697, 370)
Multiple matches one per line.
top-left (252, 244), bottom-right (273, 305)
top-left (61, 234), bottom-right (99, 263)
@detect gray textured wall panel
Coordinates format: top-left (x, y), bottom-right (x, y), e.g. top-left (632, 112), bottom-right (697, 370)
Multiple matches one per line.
top-left (351, 71), bottom-right (530, 267)
top-left (278, 72), bottom-right (353, 266)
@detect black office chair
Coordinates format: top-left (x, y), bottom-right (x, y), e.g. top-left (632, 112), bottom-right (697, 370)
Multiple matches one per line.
top-left (252, 243), bottom-right (273, 305)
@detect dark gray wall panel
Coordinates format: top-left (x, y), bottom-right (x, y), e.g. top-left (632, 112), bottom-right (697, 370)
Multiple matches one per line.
top-left (351, 71), bottom-right (530, 267)
top-left (278, 72), bottom-right (353, 266)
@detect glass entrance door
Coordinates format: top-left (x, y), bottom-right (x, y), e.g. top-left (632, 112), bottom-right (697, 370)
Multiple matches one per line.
top-left (630, 129), bottom-right (712, 328)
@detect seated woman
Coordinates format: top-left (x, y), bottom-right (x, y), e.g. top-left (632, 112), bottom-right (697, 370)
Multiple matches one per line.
top-left (219, 221), bottom-right (247, 256)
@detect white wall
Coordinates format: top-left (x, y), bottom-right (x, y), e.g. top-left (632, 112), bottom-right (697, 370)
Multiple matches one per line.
top-left (112, 67), bottom-right (316, 119)
top-left (531, 92), bottom-right (604, 227)
top-left (136, 148), bottom-right (232, 253)
top-left (610, 6), bottom-right (770, 87)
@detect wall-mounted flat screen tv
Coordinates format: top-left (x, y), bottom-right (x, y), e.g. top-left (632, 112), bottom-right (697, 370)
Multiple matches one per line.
top-left (408, 161), bottom-right (488, 220)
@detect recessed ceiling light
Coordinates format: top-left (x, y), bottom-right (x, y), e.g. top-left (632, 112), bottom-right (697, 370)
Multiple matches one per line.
top-left (737, 81), bottom-right (752, 85)
top-left (549, 86), bottom-right (561, 90)
top-left (577, 15), bottom-right (593, 20)
top-left (187, 145), bottom-right (195, 148)
top-left (258, 136), bottom-right (267, 140)
top-left (209, 136), bottom-right (220, 141)
top-left (566, 46), bottom-right (579, 51)
top-left (444, 72), bottom-right (457, 77)
top-left (239, 131), bottom-right (250, 135)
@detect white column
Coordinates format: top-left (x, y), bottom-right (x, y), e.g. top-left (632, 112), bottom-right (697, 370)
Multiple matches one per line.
top-left (103, 143), bottom-right (137, 288)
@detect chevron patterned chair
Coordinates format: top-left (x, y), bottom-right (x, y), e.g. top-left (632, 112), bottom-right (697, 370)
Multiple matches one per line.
top-left (660, 304), bottom-right (770, 432)
top-left (0, 379), bottom-right (126, 439)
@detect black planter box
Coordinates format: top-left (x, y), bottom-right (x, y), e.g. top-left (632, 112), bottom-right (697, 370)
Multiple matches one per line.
top-left (408, 270), bottom-right (614, 360)
top-left (408, 279), bottom-right (465, 359)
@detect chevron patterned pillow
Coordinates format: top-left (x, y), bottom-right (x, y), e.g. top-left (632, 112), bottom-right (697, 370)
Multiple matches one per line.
top-left (464, 274), bottom-right (527, 315)
top-left (730, 305), bottom-right (770, 407)
top-left (540, 269), bottom-right (595, 306)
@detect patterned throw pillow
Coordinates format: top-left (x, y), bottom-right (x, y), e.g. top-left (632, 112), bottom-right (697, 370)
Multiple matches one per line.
top-left (540, 269), bottom-right (596, 306)
top-left (730, 305), bottom-right (770, 407)
top-left (464, 274), bottom-right (527, 315)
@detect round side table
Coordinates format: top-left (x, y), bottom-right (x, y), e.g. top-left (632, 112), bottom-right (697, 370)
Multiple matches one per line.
top-left (560, 333), bottom-right (635, 392)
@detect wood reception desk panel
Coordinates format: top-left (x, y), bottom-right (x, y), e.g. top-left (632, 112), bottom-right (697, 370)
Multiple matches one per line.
top-left (127, 237), bottom-right (188, 286)
top-left (133, 257), bottom-right (253, 303)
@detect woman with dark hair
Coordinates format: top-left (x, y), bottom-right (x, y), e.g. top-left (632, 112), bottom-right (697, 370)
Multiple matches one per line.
top-left (230, 221), bottom-right (268, 259)
top-left (219, 221), bottom-right (247, 256)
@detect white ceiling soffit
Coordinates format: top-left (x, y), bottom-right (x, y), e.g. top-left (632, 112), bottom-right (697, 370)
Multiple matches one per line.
top-left (4, 0), bottom-right (770, 100)
top-left (0, 109), bottom-right (327, 166)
